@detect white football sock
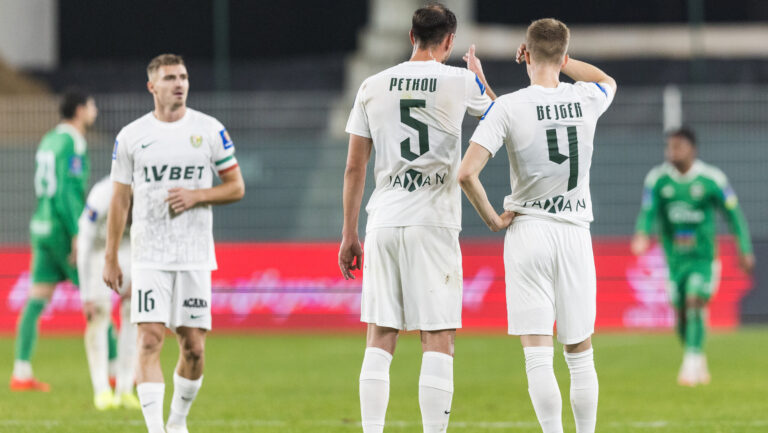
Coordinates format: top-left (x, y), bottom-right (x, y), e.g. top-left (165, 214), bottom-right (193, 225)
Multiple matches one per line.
top-left (84, 302), bottom-right (111, 394)
top-left (359, 347), bottom-right (392, 433)
top-left (167, 372), bottom-right (203, 429)
top-left (116, 298), bottom-right (138, 395)
top-left (564, 349), bottom-right (598, 433)
top-left (524, 346), bottom-right (563, 433)
top-left (137, 382), bottom-right (166, 433)
top-left (419, 351), bottom-right (454, 433)
top-left (12, 360), bottom-right (33, 380)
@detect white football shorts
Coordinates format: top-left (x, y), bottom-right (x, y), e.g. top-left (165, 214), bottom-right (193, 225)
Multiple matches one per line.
top-left (361, 226), bottom-right (462, 331)
top-left (130, 268), bottom-right (212, 331)
top-left (504, 217), bottom-right (596, 344)
top-left (79, 245), bottom-right (131, 302)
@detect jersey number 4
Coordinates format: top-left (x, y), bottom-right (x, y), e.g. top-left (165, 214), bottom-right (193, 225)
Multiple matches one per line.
top-left (400, 99), bottom-right (429, 161)
top-left (545, 126), bottom-right (579, 191)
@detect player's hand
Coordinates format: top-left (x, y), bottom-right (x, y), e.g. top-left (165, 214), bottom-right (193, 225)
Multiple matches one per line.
top-left (490, 211), bottom-right (516, 232)
top-left (82, 301), bottom-right (97, 322)
top-left (463, 44), bottom-right (485, 79)
top-left (630, 233), bottom-right (650, 256)
top-left (103, 258), bottom-right (123, 293)
top-left (68, 236), bottom-right (78, 265)
top-left (515, 43), bottom-right (527, 64)
top-left (339, 234), bottom-right (363, 280)
top-left (166, 188), bottom-right (200, 215)
top-left (739, 253), bottom-right (755, 275)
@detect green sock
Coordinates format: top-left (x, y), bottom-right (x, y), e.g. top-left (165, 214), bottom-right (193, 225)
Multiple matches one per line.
top-left (684, 307), bottom-right (705, 353)
top-left (14, 298), bottom-right (47, 362)
top-left (676, 307), bottom-right (687, 344)
top-left (107, 322), bottom-right (118, 362)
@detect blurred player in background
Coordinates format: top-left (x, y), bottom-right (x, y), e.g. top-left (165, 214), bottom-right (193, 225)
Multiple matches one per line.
top-left (11, 90), bottom-right (98, 392)
top-left (103, 54), bottom-right (244, 433)
top-left (459, 19), bottom-right (616, 433)
top-left (631, 127), bottom-right (754, 386)
top-left (78, 176), bottom-right (139, 410)
top-left (339, 4), bottom-right (494, 432)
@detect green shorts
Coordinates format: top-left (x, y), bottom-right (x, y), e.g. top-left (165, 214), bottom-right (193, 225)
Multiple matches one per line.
top-left (667, 259), bottom-right (720, 308)
top-left (30, 240), bottom-right (79, 286)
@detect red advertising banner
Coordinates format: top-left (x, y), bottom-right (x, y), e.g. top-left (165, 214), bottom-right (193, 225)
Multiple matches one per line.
top-left (0, 238), bottom-right (752, 333)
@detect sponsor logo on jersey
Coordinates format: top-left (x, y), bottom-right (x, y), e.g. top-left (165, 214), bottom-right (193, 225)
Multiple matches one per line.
top-left (388, 169), bottom-right (447, 192)
top-left (219, 129), bottom-right (233, 150)
top-left (143, 165), bottom-right (206, 182)
top-left (68, 155), bottom-right (83, 175)
top-left (183, 298), bottom-right (208, 308)
top-left (190, 135), bottom-right (203, 148)
top-left (522, 195), bottom-right (588, 214)
top-left (667, 201), bottom-right (705, 224)
top-left (674, 229), bottom-right (697, 249)
top-left (112, 140), bottom-right (118, 160)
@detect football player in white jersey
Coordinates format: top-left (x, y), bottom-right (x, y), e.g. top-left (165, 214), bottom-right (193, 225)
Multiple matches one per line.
top-left (458, 19), bottom-right (616, 433)
top-left (77, 176), bottom-right (139, 410)
top-left (339, 4), bottom-right (494, 433)
top-left (103, 54), bottom-right (245, 433)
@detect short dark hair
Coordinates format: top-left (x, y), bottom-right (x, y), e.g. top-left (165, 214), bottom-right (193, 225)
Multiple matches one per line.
top-left (411, 3), bottom-right (457, 47)
top-left (60, 89), bottom-right (91, 120)
top-left (667, 127), bottom-right (697, 147)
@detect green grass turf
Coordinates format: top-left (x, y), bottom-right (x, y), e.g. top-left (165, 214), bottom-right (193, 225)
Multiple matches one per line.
top-left (0, 328), bottom-right (767, 432)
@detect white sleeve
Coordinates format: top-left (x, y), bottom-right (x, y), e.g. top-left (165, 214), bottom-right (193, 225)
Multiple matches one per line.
top-left (210, 120), bottom-right (238, 177)
top-left (465, 70), bottom-right (493, 117)
top-left (110, 129), bottom-right (133, 185)
top-left (574, 81), bottom-right (615, 115)
top-left (469, 100), bottom-right (507, 157)
top-left (344, 81), bottom-right (371, 138)
top-left (76, 185), bottom-right (107, 296)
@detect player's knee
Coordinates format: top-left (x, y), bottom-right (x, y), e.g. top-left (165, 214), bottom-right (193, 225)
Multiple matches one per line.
top-left (181, 339), bottom-right (205, 363)
top-left (565, 337), bottom-right (592, 353)
top-left (138, 328), bottom-right (164, 354)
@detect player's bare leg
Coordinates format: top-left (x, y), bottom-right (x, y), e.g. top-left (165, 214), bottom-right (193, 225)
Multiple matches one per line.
top-left (83, 300), bottom-right (115, 409)
top-left (166, 327), bottom-right (207, 433)
top-left (520, 335), bottom-right (563, 433)
top-left (565, 337), bottom-right (598, 433)
top-left (360, 324), bottom-right (398, 433)
top-left (136, 322), bottom-right (167, 433)
top-left (115, 292), bottom-right (140, 409)
top-left (11, 283), bottom-right (55, 391)
top-left (419, 329), bottom-right (455, 433)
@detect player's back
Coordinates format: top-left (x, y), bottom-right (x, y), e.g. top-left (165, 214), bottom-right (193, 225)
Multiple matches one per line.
top-left (346, 60), bottom-right (490, 231)
top-left (472, 81), bottom-right (613, 227)
top-left (30, 124), bottom-right (88, 242)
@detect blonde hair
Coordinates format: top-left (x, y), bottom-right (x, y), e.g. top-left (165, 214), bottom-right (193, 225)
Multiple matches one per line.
top-left (526, 18), bottom-right (570, 65)
top-left (146, 53), bottom-right (185, 80)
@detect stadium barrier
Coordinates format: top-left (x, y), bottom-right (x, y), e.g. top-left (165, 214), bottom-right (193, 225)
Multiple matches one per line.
top-left (0, 238), bottom-right (751, 334)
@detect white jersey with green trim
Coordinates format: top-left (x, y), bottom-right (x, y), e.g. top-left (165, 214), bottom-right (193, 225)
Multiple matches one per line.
top-left (346, 60), bottom-right (493, 232)
top-left (110, 108), bottom-right (238, 270)
top-left (470, 81), bottom-right (614, 228)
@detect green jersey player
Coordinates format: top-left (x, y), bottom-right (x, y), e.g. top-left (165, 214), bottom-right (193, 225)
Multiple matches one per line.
top-left (631, 127), bottom-right (754, 386)
top-left (11, 90), bottom-right (98, 392)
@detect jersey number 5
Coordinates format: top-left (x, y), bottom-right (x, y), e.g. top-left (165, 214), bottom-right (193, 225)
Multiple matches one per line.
top-left (545, 126), bottom-right (579, 191)
top-left (400, 99), bottom-right (429, 161)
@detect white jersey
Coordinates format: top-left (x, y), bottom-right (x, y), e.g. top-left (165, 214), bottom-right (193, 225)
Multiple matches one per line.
top-left (346, 60), bottom-right (493, 231)
top-left (110, 108), bottom-right (238, 270)
top-left (470, 82), bottom-right (614, 228)
top-left (77, 177), bottom-right (131, 298)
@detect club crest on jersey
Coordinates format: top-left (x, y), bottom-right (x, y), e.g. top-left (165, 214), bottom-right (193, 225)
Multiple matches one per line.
top-left (219, 129), bottom-right (233, 150)
top-left (68, 155), bottom-right (83, 175)
top-left (689, 182), bottom-right (704, 199)
top-left (661, 185), bottom-right (675, 198)
top-left (190, 135), bottom-right (203, 148)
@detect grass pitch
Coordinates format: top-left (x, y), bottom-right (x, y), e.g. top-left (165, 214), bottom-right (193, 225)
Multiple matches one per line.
top-left (0, 328), bottom-right (767, 432)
